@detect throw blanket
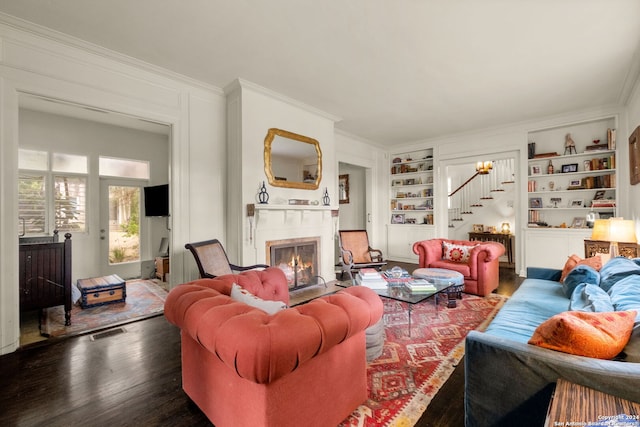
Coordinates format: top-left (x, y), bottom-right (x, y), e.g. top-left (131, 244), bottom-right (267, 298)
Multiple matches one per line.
top-left (563, 257), bottom-right (640, 361)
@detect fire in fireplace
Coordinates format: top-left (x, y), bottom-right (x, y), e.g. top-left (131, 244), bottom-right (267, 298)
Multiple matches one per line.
top-left (266, 237), bottom-right (320, 290)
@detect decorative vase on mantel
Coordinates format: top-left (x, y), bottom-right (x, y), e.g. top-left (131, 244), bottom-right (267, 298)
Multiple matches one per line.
top-left (258, 181), bottom-right (269, 204)
top-left (322, 188), bottom-right (330, 206)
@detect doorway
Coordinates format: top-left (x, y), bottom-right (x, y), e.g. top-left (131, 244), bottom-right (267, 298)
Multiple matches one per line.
top-left (444, 152), bottom-right (519, 269)
top-left (100, 180), bottom-right (145, 279)
top-left (17, 96), bottom-right (171, 347)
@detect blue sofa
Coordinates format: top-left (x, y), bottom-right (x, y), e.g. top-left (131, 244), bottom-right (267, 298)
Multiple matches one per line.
top-left (465, 259), bottom-right (640, 427)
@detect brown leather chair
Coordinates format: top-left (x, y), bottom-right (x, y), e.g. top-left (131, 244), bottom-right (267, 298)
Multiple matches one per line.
top-left (338, 230), bottom-right (386, 282)
top-left (185, 239), bottom-right (268, 278)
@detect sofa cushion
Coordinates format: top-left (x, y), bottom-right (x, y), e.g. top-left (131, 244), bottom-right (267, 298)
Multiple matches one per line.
top-left (230, 283), bottom-right (288, 314)
top-left (562, 265), bottom-right (600, 298)
top-left (569, 283), bottom-right (614, 312)
top-left (528, 310), bottom-right (637, 359)
top-left (442, 241), bottom-right (476, 263)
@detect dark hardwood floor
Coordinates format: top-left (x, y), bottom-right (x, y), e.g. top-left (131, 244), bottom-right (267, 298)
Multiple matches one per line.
top-left (1, 264), bottom-right (522, 427)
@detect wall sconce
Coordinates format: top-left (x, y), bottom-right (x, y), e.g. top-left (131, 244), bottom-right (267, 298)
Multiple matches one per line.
top-left (501, 222), bottom-right (511, 234)
top-left (476, 161), bottom-right (493, 175)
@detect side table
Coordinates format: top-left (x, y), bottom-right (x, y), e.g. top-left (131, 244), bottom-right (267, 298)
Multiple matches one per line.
top-left (545, 378), bottom-right (640, 427)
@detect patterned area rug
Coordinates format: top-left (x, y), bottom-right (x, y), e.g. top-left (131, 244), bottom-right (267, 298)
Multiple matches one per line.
top-left (340, 293), bottom-right (507, 427)
top-left (41, 279), bottom-right (168, 338)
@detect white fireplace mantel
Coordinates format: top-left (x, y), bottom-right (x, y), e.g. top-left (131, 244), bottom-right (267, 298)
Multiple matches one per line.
top-left (250, 204), bottom-right (338, 283)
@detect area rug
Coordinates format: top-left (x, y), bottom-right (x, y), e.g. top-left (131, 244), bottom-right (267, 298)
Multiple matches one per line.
top-left (340, 292), bottom-right (507, 427)
top-left (41, 279), bottom-right (168, 338)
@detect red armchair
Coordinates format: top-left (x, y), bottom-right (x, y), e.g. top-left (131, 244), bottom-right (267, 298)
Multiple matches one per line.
top-left (412, 239), bottom-right (505, 296)
top-left (164, 267), bottom-right (383, 427)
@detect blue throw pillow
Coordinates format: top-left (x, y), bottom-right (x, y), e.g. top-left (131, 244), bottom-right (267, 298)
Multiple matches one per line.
top-left (562, 265), bottom-right (600, 298)
top-left (599, 257), bottom-right (640, 292)
top-left (569, 283), bottom-right (614, 312)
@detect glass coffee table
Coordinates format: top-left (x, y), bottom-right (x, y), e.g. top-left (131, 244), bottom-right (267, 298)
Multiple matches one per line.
top-left (373, 279), bottom-right (455, 336)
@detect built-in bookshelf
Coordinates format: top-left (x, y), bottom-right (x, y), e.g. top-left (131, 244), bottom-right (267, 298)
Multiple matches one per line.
top-left (527, 118), bottom-right (617, 228)
top-left (389, 148), bottom-right (435, 226)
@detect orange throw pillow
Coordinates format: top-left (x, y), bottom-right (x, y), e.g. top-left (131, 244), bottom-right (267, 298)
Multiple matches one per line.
top-left (559, 254), bottom-right (603, 283)
top-left (528, 310), bottom-right (637, 359)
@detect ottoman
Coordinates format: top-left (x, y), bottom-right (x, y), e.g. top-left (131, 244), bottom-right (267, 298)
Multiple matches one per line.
top-left (412, 267), bottom-right (465, 308)
top-left (77, 274), bottom-right (126, 308)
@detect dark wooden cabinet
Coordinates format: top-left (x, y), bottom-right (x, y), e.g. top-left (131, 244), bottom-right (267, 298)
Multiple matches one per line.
top-left (584, 239), bottom-right (638, 259)
top-left (19, 233), bottom-right (72, 325)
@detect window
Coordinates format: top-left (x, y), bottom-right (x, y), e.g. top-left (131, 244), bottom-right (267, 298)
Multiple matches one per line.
top-left (18, 149), bottom-right (87, 235)
top-left (99, 156), bottom-right (149, 179)
top-left (54, 175), bottom-right (87, 232)
top-left (18, 173), bottom-right (46, 234)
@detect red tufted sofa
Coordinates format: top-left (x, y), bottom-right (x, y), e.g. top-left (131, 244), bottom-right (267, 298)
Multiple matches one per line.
top-left (164, 267), bottom-right (383, 427)
top-left (412, 239), bottom-right (505, 296)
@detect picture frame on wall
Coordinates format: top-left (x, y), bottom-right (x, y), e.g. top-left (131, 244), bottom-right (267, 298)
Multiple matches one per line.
top-left (338, 174), bottom-right (349, 204)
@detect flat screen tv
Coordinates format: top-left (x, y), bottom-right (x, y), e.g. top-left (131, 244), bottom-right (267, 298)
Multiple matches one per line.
top-left (144, 184), bottom-right (169, 217)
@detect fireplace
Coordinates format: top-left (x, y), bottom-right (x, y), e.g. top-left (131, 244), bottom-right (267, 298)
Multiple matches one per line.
top-left (266, 237), bottom-right (320, 290)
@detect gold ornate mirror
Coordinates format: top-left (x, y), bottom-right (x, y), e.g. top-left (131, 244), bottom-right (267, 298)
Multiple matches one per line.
top-left (264, 128), bottom-right (322, 190)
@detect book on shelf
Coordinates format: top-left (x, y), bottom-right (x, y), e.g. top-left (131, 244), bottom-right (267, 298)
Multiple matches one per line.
top-left (590, 199), bottom-right (616, 208)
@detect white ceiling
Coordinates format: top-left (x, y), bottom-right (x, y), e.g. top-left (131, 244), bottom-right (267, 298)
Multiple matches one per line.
top-left (1, 0), bottom-right (639, 146)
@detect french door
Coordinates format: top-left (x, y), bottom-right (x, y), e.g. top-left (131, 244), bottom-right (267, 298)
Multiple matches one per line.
top-left (100, 179), bottom-right (146, 279)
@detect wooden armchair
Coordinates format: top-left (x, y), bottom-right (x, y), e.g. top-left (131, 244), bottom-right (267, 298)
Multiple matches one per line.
top-left (185, 239), bottom-right (269, 278)
top-left (338, 230), bottom-right (386, 281)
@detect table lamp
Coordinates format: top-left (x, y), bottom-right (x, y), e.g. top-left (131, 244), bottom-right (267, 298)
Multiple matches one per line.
top-left (501, 222), bottom-right (511, 234)
top-left (591, 218), bottom-right (637, 258)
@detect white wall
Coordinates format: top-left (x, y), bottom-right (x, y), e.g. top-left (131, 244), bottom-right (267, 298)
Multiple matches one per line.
top-left (337, 162), bottom-right (366, 230)
top-left (19, 109), bottom-right (169, 282)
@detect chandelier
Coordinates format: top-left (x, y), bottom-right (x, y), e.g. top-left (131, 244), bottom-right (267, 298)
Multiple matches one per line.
top-left (476, 161), bottom-right (493, 175)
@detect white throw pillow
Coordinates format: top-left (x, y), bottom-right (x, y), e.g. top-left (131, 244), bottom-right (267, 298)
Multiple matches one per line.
top-left (230, 283), bottom-right (287, 315)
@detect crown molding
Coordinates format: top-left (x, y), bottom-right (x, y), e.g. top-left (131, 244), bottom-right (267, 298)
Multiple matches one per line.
top-left (224, 78), bottom-right (341, 123)
top-left (0, 12), bottom-right (224, 96)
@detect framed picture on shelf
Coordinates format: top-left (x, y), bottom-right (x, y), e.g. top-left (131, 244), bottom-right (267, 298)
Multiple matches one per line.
top-left (569, 179), bottom-right (582, 188)
top-left (391, 214), bottom-right (405, 224)
top-left (405, 218), bottom-right (417, 224)
top-left (392, 179), bottom-right (402, 186)
top-left (561, 163), bottom-right (578, 173)
top-left (593, 190), bottom-right (606, 200)
top-left (530, 165), bottom-right (542, 176)
top-left (472, 224), bottom-right (484, 233)
top-left (571, 217), bottom-right (586, 228)
top-left (404, 178), bottom-right (415, 185)
top-left (570, 199), bottom-right (584, 207)
top-left (529, 197), bottom-right (542, 208)
top-left (486, 226), bottom-right (497, 233)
